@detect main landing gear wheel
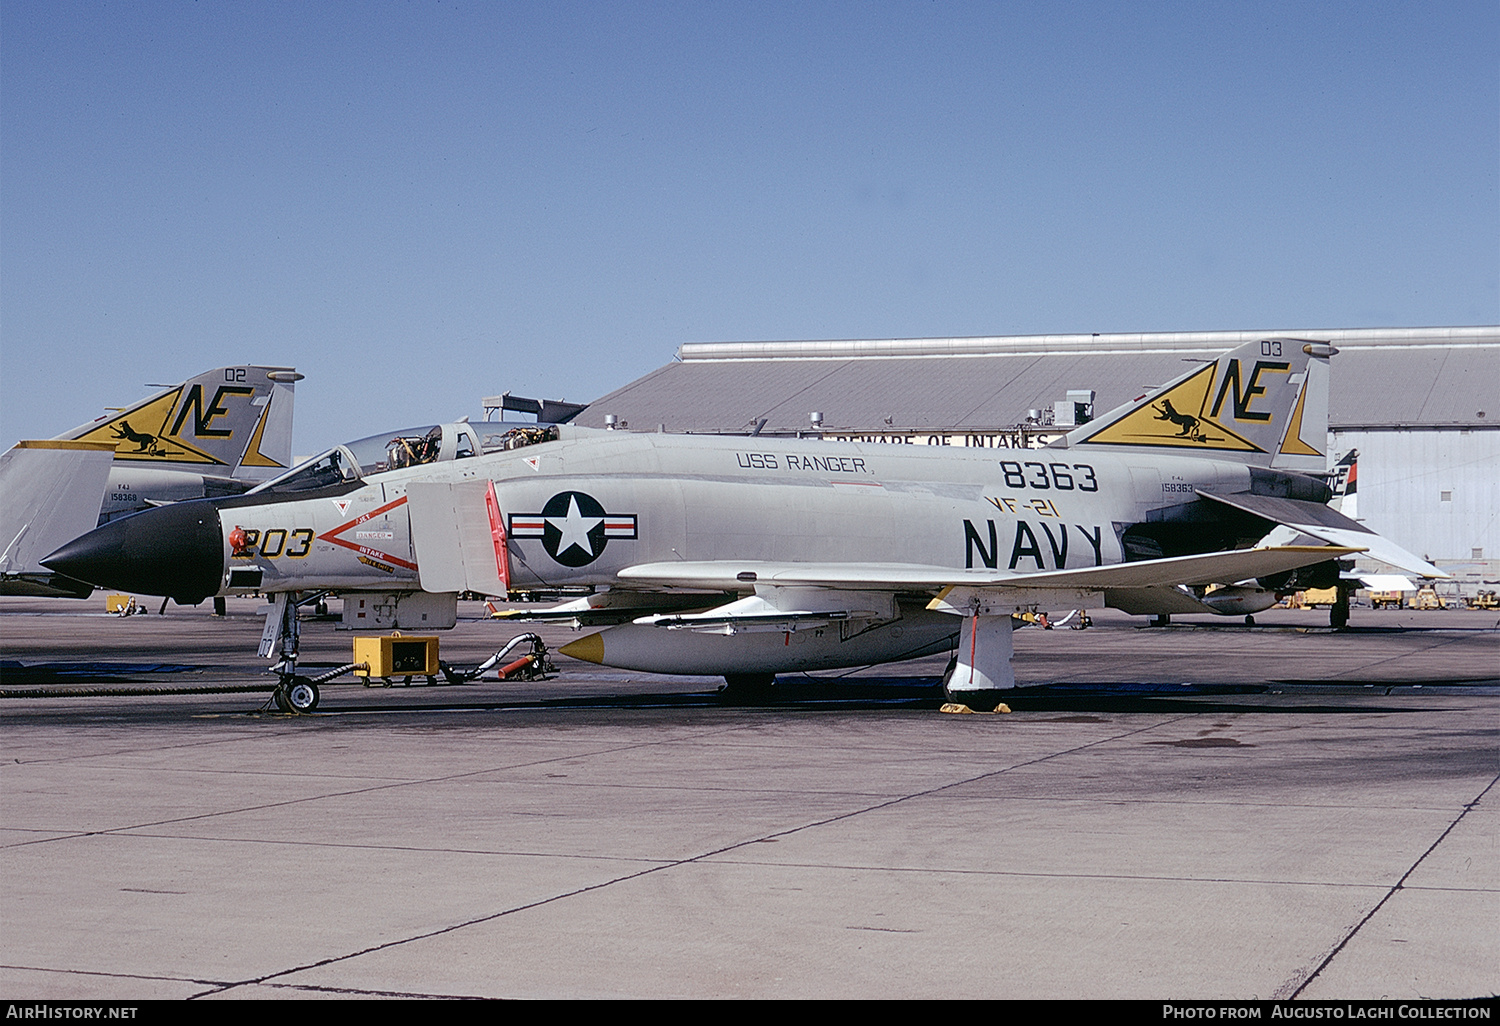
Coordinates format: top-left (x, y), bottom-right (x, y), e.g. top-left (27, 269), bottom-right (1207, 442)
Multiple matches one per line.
top-left (1330, 583), bottom-right (1352, 629)
top-left (939, 654), bottom-right (958, 697)
top-left (278, 676), bottom-right (320, 713)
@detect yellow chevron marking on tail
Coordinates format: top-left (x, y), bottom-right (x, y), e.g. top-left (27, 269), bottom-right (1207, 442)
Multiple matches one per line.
top-left (1077, 363), bottom-right (1263, 453)
top-left (239, 398), bottom-right (287, 468)
top-left (1278, 380), bottom-right (1323, 457)
top-left (73, 389), bottom-right (225, 465)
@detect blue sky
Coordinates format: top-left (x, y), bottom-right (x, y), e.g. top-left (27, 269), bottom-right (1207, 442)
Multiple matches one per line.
top-left (3, 1), bottom-right (1496, 454)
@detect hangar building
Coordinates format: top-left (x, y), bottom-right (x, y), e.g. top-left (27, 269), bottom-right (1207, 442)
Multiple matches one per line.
top-left (550, 325), bottom-right (1498, 590)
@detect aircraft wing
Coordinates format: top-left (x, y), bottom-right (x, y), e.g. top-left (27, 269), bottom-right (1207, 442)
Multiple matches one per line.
top-left (612, 546), bottom-right (1359, 626)
top-left (491, 590), bottom-right (735, 626)
top-left (1194, 490), bottom-right (1446, 579)
top-left (1098, 586), bottom-right (1234, 616)
top-left (1351, 573), bottom-right (1416, 592)
top-left (616, 545), bottom-right (1361, 593)
top-left (0, 440), bottom-right (117, 597)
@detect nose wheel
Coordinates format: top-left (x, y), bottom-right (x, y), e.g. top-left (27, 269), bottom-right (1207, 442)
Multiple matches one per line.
top-left (274, 676), bottom-right (320, 714)
top-left (264, 592), bottom-right (326, 713)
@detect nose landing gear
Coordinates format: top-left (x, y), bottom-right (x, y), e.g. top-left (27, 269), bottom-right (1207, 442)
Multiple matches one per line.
top-left (274, 676), bottom-right (321, 713)
top-left (261, 609), bottom-right (553, 714)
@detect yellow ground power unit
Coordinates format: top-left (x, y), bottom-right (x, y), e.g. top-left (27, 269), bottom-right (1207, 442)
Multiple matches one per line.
top-left (353, 633), bottom-right (440, 679)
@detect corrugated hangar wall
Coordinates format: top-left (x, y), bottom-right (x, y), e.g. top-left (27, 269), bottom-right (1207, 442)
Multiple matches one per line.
top-left (570, 326), bottom-right (1498, 577)
top-left (1332, 427), bottom-right (1498, 578)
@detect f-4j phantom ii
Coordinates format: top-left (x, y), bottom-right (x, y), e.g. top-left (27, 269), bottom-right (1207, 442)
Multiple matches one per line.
top-left (2, 366), bottom-right (301, 598)
top-left (45, 338), bottom-right (1442, 708)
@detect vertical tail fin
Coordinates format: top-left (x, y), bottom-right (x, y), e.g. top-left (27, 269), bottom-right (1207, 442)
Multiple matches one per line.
top-left (1062, 338), bottom-right (1333, 472)
top-left (57, 366), bottom-right (301, 480)
top-left (0, 440), bottom-right (116, 595)
top-left (234, 370), bottom-right (300, 478)
top-left (1328, 449), bottom-right (1358, 518)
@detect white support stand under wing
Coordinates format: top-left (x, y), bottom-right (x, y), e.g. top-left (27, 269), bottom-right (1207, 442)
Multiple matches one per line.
top-left (949, 613), bottom-right (1016, 694)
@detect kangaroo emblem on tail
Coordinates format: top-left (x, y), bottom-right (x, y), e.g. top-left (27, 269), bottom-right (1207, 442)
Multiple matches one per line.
top-left (111, 421), bottom-right (169, 456)
top-left (1152, 400), bottom-right (1206, 442)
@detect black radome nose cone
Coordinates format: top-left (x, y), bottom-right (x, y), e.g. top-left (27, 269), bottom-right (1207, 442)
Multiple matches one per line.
top-left (42, 501), bottom-right (224, 604)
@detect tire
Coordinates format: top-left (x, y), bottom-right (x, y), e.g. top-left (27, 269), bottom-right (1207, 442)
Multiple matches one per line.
top-left (285, 676), bottom-right (320, 713)
top-left (938, 654), bottom-right (958, 695)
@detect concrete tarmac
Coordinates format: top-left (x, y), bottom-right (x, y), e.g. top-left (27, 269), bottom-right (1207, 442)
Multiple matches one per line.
top-left (1, 596), bottom-right (1496, 1000)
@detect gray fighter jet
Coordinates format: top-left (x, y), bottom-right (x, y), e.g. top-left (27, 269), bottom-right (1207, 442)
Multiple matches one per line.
top-left (45, 339), bottom-right (1440, 709)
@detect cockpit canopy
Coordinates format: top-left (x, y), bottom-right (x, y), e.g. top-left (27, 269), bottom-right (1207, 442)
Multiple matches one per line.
top-left (249, 447), bottom-right (361, 496)
top-left (244, 422), bottom-right (556, 497)
top-left (364, 425), bottom-right (449, 473)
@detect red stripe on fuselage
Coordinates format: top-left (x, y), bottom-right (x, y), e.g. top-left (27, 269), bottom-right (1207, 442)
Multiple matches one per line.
top-left (318, 495), bottom-right (419, 571)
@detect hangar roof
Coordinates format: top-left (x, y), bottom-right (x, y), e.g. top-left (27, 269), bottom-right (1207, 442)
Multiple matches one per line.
top-left (574, 326), bottom-right (1498, 435)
